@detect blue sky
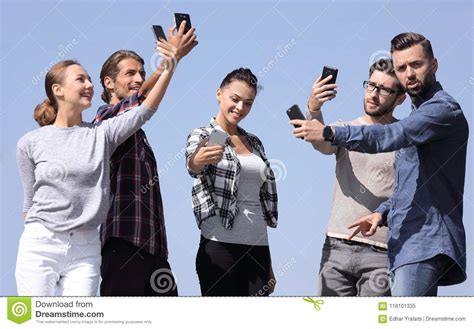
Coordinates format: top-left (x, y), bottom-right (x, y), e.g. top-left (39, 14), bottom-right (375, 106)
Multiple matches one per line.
top-left (1, 0), bottom-right (472, 296)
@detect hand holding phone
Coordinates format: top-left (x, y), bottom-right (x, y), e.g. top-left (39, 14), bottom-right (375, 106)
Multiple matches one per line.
top-left (152, 25), bottom-right (167, 41)
top-left (207, 129), bottom-right (227, 147)
top-left (321, 66), bottom-right (338, 85)
top-left (286, 104), bottom-right (306, 139)
top-left (308, 67), bottom-right (338, 111)
top-left (174, 13), bottom-right (192, 33)
top-left (190, 131), bottom-right (225, 170)
top-left (287, 104), bottom-right (306, 128)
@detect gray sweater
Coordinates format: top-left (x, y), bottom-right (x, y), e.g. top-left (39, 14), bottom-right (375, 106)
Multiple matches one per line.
top-left (308, 110), bottom-right (394, 248)
top-left (16, 104), bottom-right (155, 232)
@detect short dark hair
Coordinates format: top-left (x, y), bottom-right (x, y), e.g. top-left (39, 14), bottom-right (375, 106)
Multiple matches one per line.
top-left (390, 32), bottom-right (434, 59)
top-left (369, 58), bottom-right (396, 77)
top-left (369, 58), bottom-right (404, 95)
top-left (219, 68), bottom-right (261, 95)
top-left (100, 50), bottom-right (145, 103)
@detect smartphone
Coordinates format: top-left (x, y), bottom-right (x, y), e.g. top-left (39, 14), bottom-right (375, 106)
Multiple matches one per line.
top-left (321, 66), bottom-right (338, 85)
top-left (174, 13), bottom-right (192, 33)
top-left (152, 25), bottom-right (167, 41)
top-left (286, 104), bottom-right (306, 128)
top-left (207, 129), bottom-right (227, 147)
top-left (286, 104), bottom-right (305, 139)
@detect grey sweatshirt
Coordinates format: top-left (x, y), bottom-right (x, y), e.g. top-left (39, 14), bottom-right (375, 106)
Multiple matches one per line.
top-left (308, 110), bottom-right (394, 249)
top-left (16, 104), bottom-right (155, 232)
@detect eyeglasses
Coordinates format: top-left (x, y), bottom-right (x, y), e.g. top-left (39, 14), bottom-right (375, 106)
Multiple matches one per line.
top-left (363, 81), bottom-right (398, 96)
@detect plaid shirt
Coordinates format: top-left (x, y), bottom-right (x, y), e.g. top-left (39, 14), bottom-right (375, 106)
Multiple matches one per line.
top-left (185, 118), bottom-right (278, 229)
top-left (93, 92), bottom-right (168, 258)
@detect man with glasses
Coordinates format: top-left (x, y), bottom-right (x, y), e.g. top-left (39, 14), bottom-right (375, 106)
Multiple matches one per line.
top-left (303, 58), bottom-right (405, 296)
top-left (291, 32), bottom-right (469, 296)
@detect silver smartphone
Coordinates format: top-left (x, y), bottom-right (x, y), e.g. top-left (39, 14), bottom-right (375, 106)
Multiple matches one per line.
top-left (207, 129), bottom-right (227, 146)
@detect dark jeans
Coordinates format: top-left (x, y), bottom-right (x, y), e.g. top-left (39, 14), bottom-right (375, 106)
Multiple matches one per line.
top-left (390, 254), bottom-right (454, 296)
top-left (100, 237), bottom-right (178, 296)
top-left (318, 236), bottom-right (391, 297)
top-left (196, 236), bottom-right (272, 296)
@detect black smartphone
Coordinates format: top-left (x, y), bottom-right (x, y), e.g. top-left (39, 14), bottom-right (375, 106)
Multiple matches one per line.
top-left (287, 104), bottom-right (305, 139)
top-left (174, 13), bottom-right (192, 33)
top-left (152, 25), bottom-right (167, 41)
top-left (321, 66), bottom-right (338, 85)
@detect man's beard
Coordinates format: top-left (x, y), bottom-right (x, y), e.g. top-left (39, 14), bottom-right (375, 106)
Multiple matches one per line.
top-left (113, 86), bottom-right (128, 101)
top-left (404, 72), bottom-right (436, 97)
top-left (364, 98), bottom-right (396, 118)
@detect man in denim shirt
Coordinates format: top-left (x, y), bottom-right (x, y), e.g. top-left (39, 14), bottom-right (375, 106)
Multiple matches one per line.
top-left (291, 32), bottom-right (469, 296)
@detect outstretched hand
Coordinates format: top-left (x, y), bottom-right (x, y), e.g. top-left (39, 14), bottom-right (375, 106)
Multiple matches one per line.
top-left (347, 212), bottom-right (383, 240)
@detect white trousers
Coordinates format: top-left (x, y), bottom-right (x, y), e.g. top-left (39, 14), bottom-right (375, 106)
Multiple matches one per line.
top-left (15, 222), bottom-right (101, 296)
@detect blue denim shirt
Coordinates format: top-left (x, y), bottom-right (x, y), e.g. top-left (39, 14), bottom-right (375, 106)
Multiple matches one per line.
top-left (333, 82), bottom-right (468, 285)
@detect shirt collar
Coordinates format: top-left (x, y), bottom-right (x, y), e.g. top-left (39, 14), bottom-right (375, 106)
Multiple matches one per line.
top-left (412, 81), bottom-right (443, 109)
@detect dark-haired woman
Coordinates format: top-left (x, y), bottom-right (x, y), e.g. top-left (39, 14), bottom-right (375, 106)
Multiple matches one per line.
top-left (15, 40), bottom-right (181, 296)
top-left (185, 68), bottom-right (278, 296)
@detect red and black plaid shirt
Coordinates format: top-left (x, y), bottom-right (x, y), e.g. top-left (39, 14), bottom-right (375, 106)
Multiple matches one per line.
top-left (93, 92), bottom-right (168, 258)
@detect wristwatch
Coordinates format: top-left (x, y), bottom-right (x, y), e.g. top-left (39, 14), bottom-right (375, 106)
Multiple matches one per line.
top-left (323, 126), bottom-right (334, 142)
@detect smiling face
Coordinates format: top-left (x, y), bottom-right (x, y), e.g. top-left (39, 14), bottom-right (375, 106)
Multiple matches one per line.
top-left (392, 43), bottom-right (438, 97)
top-left (52, 64), bottom-right (94, 112)
top-left (364, 70), bottom-right (403, 117)
top-left (216, 80), bottom-right (256, 127)
top-left (107, 58), bottom-right (145, 103)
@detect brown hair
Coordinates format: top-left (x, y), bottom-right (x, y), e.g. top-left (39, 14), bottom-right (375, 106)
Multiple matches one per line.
top-left (369, 58), bottom-right (404, 94)
top-left (34, 60), bottom-right (80, 126)
top-left (100, 50), bottom-right (145, 103)
top-left (390, 32), bottom-right (434, 59)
